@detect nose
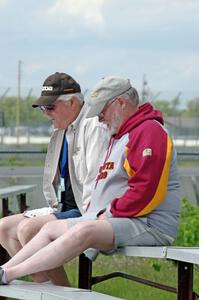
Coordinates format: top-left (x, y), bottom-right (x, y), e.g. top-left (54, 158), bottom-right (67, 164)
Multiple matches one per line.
top-left (45, 110), bottom-right (53, 116)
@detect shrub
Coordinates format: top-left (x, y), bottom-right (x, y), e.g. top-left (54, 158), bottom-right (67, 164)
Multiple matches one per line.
top-left (175, 198), bottom-right (199, 246)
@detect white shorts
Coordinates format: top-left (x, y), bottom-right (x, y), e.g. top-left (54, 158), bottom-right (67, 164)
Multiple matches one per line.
top-left (23, 207), bottom-right (56, 218)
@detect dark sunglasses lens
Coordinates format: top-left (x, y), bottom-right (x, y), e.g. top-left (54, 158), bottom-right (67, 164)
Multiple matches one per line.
top-left (39, 106), bottom-right (45, 112)
top-left (46, 105), bottom-right (55, 111)
top-left (39, 105), bottom-right (54, 111)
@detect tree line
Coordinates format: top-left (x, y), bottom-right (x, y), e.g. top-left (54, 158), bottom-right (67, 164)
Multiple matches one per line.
top-left (152, 96), bottom-right (199, 117)
top-left (0, 95), bottom-right (199, 127)
top-left (0, 96), bottom-right (50, 127)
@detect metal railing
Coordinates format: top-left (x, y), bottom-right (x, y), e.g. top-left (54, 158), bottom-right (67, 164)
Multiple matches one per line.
top-left (0, 150), bottom-right (198, 156)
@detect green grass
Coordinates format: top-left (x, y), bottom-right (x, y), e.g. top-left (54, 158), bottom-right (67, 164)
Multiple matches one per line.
top-left (0, 157), bottom-right (44, 166)
top-left (177, 159), bottom-right (199, 167)
top-left (91, 256), bottom-right (177, 299)
top-left (0, 157), bottom-right (198, 167)
top-left (63, 255), bottom-right (198, 300)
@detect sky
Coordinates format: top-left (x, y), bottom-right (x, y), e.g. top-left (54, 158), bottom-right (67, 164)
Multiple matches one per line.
top-left (0, 0), bottom-right (199, 106)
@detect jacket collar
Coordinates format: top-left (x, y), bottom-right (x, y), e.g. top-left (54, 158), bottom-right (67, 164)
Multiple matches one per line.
top-left (67, 102), bottom-right (89, 132)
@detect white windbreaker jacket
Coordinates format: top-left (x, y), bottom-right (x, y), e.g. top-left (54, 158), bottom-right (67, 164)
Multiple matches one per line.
top-left (43, 103), bottom-right (110, 214)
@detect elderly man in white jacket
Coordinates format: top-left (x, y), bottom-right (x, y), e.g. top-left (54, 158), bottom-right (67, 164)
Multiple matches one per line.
top-left (0, 72), bottom-right (109, 286)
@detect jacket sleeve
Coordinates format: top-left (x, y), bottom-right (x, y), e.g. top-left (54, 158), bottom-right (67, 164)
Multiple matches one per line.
top-left (82, 118), bottom-right (110, 211)
top-left (109, 121), bottom-right (173, 217)
top-left (43, 129), bottom-right (64, 208)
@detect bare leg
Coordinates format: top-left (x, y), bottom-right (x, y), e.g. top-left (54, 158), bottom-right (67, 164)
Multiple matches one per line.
top-left (3, 219), bottom-right (70, 269)
top-left (17, 214), bottom-right (56, 246)
top-left (44, 267), bottom-right (70, 286)
top-left (0, 214), bottom-right (25, 257)
top-left (0, 214), bottom-right (70, 286)
top-left (4, 219), bottom-right (114, 282)
top-left (17, 215), bottom-right (70, 286)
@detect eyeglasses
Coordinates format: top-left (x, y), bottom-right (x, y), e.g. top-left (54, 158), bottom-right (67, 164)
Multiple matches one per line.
top-left (39, 105), bottom-right (55, 112)
top-left (99, 97), bottom-right (118, 117)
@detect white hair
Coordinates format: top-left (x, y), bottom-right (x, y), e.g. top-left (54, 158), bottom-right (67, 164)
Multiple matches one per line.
top-left (57, 93), bottom-right (84, 104)
top-left (121, 87), bottom-right (139, 105)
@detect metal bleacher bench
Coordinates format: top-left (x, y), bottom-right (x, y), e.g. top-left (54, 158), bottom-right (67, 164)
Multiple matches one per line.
top-left (0, 185), bottom-right (36, 217)
top-left (0, 280), bottom-right (120, 300)
top-left (78, 246), bottom-right (199, 300)
top-left (0, 246), bottom-right (198, 300)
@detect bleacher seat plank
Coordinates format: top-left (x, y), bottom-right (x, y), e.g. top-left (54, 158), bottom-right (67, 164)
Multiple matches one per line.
top-left (117, 246), bottom-right (167, 258)
top-left (167, 246), bottom-right (199, 264)
top-left (0, 185), bottom-right (36, 198)
top-left (0, 280), bottom-right (122, 300)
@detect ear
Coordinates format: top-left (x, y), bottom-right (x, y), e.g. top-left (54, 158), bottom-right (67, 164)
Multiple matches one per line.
top-left (69, 96), bottom-right (75, 106)
top-left (118, 97), bottom-right (126, 109)
top-left (71, 96), bottom-right (82, 109)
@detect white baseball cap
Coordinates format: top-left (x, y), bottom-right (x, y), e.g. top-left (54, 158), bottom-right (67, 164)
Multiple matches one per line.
top-left (87, 76), bottom-right (133, 118)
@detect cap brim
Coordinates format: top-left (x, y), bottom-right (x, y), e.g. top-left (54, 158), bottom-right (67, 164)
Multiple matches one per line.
top-left (86, 101), bottom-right (107, 118)
top-left (32, 95), bottom-right (59, 108)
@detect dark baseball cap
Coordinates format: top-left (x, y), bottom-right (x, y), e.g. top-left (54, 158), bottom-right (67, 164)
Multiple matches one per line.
top-left (32, 72), bottom-right (81, 107)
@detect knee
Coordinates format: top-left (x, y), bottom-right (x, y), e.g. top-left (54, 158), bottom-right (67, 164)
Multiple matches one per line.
top-left (71, 222), bottom-right (96, 248)
top-left (0, 217), bottom-right (11, 240)
top-left (17, 219), bottom-right (36, 244)
top-left (38, 220), bottom-right (57, 241)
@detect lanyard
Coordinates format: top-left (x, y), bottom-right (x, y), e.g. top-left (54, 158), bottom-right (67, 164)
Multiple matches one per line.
top-left (58, 134), bottom-right (68, 201)
top-left (60, 134), bottom-right (68, 179)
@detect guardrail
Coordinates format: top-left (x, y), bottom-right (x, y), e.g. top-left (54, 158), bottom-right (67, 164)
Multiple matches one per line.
top-left (177, 152), bottom-right (199, 156)
top-left (0, 151), bottom-right (46, 154)
top-left (0, 151), bottom-right (198, 157)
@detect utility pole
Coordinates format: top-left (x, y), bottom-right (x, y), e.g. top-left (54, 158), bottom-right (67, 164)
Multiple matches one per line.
top-left (16, 60), bottom-right (22, 144)
top-left (141, 73), bottom-right (148, 103)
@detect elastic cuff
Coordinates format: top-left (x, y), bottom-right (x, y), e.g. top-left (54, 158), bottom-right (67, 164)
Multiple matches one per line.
top-left (105, 204), bottom-right (113, 218)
